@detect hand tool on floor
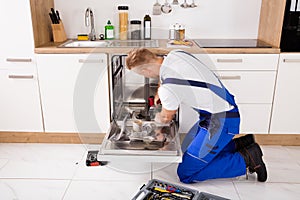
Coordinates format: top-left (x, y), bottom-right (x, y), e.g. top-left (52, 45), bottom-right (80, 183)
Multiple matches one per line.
top-left (86, 151), bottom-right (108, 167)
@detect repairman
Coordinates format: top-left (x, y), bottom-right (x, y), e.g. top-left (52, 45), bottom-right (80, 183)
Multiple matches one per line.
top-left (126, 48), bottom-right (267, 183)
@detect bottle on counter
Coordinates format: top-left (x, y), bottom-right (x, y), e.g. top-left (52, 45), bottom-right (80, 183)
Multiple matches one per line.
top-left (130, 20), bottom-right (142, 40)
top-left (105, 20), bottom-right (114, 40)
top-left (118, 5), bottom-right (129, 40)
top-left (143, 14), bottom-right (151, 40)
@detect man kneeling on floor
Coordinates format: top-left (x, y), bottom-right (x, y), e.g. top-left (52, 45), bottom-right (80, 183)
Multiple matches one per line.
top-left (126, 48), bottom-right (267, 183)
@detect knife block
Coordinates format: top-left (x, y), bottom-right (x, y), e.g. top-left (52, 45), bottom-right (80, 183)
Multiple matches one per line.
top-left (51, 21), bottom-right (67, 42)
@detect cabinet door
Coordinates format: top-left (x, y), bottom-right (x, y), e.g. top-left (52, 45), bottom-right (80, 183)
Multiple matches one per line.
top-left (0, 67), bottom-right (43, 132)
top-left (0, 0), bottom-right (34, 65)
top-left (36, 54), bottom-right (110, 133)
top-left (239, 104), bottom-right (272, 134)
top-left (270, 54), bottom-right (300, 134)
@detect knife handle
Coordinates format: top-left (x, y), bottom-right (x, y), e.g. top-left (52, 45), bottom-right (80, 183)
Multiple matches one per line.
top-left (56, 10), bottom-right (61, 21)
top-left (49, 13), bottom-right (55, 24)
top-left (51, 8), bottom-right (59, 24)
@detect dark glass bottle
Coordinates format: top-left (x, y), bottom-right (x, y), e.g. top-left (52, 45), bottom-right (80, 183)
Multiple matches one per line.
top-left (143, 14), bottom-right (151, 40)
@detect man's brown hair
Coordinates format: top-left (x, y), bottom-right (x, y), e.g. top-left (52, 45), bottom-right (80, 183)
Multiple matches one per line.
top-left (126, 48), bottom-right (157, 69)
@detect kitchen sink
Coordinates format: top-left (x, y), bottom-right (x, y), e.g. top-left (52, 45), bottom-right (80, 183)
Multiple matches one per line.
top-left (58, 39), bottom-right (159, 48)
top-left (59, 40), bottom-right (111, 48)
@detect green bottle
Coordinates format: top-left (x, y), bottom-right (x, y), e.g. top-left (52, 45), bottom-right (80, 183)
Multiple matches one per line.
top-left (105, 20), bottom-right (114, 40)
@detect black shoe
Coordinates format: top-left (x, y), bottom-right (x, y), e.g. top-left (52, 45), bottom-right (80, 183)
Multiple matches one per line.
top-left (234, 134), bottom-right (255, 151)
top-left (239, 143), bottom-right (267, 182)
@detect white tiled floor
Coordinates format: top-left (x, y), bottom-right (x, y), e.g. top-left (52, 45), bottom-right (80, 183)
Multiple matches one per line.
top-left (0, 143), bottom-right (299, 200)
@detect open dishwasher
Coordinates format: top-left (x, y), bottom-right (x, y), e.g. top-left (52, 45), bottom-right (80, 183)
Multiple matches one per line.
top-left (98, 54), bottom-right (182, 163)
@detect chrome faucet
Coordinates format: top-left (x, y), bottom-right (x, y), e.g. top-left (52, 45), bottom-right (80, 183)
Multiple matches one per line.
top-left (85, 7), bottom-right (96, 41)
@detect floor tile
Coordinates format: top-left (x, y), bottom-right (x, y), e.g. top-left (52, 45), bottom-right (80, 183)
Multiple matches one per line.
top-left (264, 160), bottom-right (300, 183)
top-left (234, 182), bottom-right (300, 200)
top-left (0, 179), bottom-right (69, 200)
top-left (261, 146), bottom-right (295, 162)
top-left (0, 144), bottom-right (85, 179)
top-left (284, 146), bottom-right (300, 166)
top-left (63, 180), bottom-right (147, 200)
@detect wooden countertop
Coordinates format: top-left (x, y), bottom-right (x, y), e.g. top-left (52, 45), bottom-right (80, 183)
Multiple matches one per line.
top-left (35, 39), bottom-right (280, 54)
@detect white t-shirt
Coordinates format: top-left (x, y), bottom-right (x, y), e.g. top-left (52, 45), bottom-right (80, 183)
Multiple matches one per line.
top-left (158, 50), bottom-right (234, 113)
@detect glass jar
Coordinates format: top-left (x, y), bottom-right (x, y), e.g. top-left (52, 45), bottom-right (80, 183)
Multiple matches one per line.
top-left (118, 5), bottom-right (129, 40)
top-left (174, 23), bottom-right (180, 41)
top-left (179, 24), bottom-right (185, 41)
top-left (130, 20), bottom-right (142, 40)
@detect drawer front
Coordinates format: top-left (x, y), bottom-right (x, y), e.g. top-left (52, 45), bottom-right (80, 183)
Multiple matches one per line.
top-left (216, 71), bottom-right (276, 104)
top-left (194, 54), bottom-right (279, 71)
top-left (0, 56), bottom-right (36, 70)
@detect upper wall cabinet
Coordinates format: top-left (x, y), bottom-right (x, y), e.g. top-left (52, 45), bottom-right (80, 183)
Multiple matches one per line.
top-left (0, 0), bottom-right (35, 64)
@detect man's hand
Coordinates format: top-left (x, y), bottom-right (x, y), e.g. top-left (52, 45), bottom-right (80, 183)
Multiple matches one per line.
top-left (154, 107), bottom-right (177, 124)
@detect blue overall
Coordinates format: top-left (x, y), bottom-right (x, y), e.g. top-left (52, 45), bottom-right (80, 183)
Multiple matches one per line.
top-left (161, 65), bottom-right (246, 183)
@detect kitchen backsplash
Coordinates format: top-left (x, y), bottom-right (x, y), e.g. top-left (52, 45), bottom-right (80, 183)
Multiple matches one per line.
top-left (54, 0), bottom-right (262, 39)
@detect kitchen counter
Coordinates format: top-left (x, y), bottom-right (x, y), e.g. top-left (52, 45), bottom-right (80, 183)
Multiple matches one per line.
top-left (35, 39), bottom-right (280, 54)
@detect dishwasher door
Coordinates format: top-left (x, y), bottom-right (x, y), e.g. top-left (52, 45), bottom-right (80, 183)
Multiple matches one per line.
top-left (98, 54), bottom-right (182, 163)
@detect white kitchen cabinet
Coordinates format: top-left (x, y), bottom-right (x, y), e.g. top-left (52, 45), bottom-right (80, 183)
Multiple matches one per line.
top-left (270, 53), bottom-right (300, 134)
top-left (0, 0), bottom-right (43, 132)
top-left (0, 0), bottom-right (35, 66)
top-left (0, 66), bottom-right (43, 132)
top-left (179, 54), bottom-right (279, 134)
top-left (36, 54), bottom-right (110, 133)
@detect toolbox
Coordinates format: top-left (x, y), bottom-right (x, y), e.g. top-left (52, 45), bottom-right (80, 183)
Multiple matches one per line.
top-left (132, 179), bottom-right (230, 200)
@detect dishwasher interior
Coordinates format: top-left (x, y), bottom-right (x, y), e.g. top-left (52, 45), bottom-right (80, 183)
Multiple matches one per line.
top-left (98, 55), bottom-right (182, 162)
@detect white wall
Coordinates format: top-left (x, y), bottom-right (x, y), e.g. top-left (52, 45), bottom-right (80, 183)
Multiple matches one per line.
top-left (54, 0), bottom-right (262, 39)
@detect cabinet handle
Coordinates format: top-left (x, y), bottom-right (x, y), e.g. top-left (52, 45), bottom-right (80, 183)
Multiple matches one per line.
top-left (217, 75), bottom-right (241, 80)
top-left (216, 58), bottom-right (243, 63)
top-left (283, 59), bottom-right (300, 63)
top-left (8, 75), bottom-right (34, 79)
top-left (6, 58), bottom-right (32, 63)
top-left (78, 59), bottom-right (104, 63)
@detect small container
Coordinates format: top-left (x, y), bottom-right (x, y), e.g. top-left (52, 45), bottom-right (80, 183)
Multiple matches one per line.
top-left (169, 24), bottom-right (175, 40)
top-left (174, 23), bottom-right (180, 41)
top-left (179, 24), bottom-right (185, 41)
top-left (105, 20), bottom-right (114, 40)
top-left (130, 20), bottom-right (142, 40)
top-left (118, 5), bottom-right (129, 40)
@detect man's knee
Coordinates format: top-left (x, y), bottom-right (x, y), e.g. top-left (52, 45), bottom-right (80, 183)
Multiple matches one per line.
top-left (177, 163), bottom-right (194, 183)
